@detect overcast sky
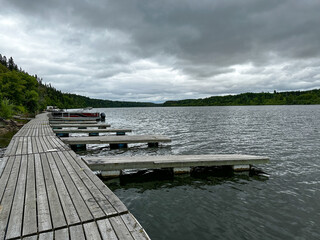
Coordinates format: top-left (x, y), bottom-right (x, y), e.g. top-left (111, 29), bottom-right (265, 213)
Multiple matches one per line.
top-left (1, 0), bottom-right (320, 102)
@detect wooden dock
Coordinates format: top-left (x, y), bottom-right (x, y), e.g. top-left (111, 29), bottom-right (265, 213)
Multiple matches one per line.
top-left (53, 129), bottom-right (132, 134)
top-left (50, 123), bottom-right (111, 128)
top-left (49, 120), bottom-right (98, 124)
top-left (83, 154), bottom-right (269, 177)
top-left (0, 113), bottom-right (150, 239)
top-left (61, 135), bottom-right (172, 145)
top-left (61, 135), bottom-right (171, 150)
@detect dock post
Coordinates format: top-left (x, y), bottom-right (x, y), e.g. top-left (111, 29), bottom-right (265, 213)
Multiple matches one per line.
top-left (232, 165), bottom-right (251, 171)
top-left (148, 142), bottom-right (159, 148)
top-left (110, 143), bottom-right (128, 149)
top-left (56, 133), bottom-right (69, 137)
top-left (101, 170), bottom-right (121, 178)
top-left (70, 144), bottom-right (86, 151)
top-left (173, 167), bottom-right (191, 175)
top-left (89, 132), bottom-right (99, 136)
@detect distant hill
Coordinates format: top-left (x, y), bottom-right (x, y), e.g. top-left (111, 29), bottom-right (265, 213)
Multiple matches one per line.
top-left (0, 54), bottom-right (157, 117)
top-left (163, 90), bottom-right (320, 106)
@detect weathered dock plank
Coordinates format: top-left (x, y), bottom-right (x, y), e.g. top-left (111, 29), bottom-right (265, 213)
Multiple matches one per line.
top-left (23, 155), bottom-right (37, 237)
top-left (83, 154), bottom-right (269, 172)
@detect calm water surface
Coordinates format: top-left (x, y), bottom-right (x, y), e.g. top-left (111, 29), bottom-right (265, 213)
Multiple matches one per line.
top-left (3, 106), bottom-right (320, 239)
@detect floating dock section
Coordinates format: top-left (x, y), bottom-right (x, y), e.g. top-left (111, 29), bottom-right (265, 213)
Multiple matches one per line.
top-left (0, 113), bottom-right (150, 239)
top-left (83, 154), bottom-right (269, 178)
top-left (61, 135), bottom-right (172, 150)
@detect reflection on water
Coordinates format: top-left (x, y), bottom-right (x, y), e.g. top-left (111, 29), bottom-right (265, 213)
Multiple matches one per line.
top-left (0, 130), bottom-right (17, 148)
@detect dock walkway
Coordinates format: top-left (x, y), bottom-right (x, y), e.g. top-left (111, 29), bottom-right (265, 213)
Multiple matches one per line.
top-left (0, 113), bottom-right (149, 240)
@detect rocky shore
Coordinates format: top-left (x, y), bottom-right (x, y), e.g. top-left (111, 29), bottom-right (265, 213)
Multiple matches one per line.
top-left (0, 118), bottom-right (24, 135)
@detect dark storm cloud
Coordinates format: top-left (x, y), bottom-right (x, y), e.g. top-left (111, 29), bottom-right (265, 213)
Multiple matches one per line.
top-left (2, 0), bottom-right (320, 101)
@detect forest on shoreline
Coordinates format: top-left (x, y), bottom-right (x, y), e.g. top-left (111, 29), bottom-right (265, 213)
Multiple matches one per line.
top-left (1, 54), bottom-right (320, 119)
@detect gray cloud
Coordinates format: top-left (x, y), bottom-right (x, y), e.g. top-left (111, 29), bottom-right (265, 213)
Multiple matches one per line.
top-left (1, 0), bottom-right (320, 102)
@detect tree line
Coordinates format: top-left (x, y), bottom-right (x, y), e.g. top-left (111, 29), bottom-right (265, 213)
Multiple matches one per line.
top-left (1, 53), bottom-right (320, 119)
top-left (0, 54), bottom-right (157, 118)
top-left (163, 90), bottom-right (320, 106)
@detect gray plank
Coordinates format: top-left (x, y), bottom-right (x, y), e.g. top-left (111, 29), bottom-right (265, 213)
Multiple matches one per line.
top-left (40, 153), bottom-right (67, 229)
top-left (0, 156), bottom-right (8, 178)
top-left (34, 153), bottom-right (52, 232)
top-left (23, 155), bottom-right (38, 236)
top-left (22, 235), bottom-right (38, 240)
top-left (35, 137), bottom-right (43, 153)
top-left (21, 137), bottom-right (28, 155)
top-left (109, 216), bottom-right (134, 240)
top-left (52, 152), bottom-right (93, 223)
top-left (0, 157), bottom-right (15, 201)
top-left (70, 224), bottom-right (86, 239)
top-left (84, 222), bottom-right (102, 240)
top-left (6, 158), bottom-right (27, 238)
top-left (16, 137), bottom-right (24, 155)
top-left (56, 151), bottom-right (106, 219)
top-left (55, 228), bottom-right (69, 239)
top-left (46, 152), bottom-right (80, 225)
top-left (97, 219), bottom-right (118, 240)
top-left (121, 213), bottom-right (150, 240)
top-left (27, 137), bottom-right (33, 154)
top-left (6, 155), bottom-right (28, 239)
top-left (67, 153), bottom-right (127, 214)
top-left (0, 156), bottom-right (21, 239)
top-left (61, 151), bottom-right (117, 217)
top-left (39, 231), bottom-right (53, 240)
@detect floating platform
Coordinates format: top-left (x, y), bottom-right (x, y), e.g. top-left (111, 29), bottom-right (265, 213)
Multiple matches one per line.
top-left (61, 135), bottom-right (171, 145)
top-left (61, 135), bottom-right (172, 150)
top-left (53, 129), bottom-right (132, 134)
top-left (51, 123), bottom-right (111, 128)
top-left (54, 128), bottom-right (132, 137)
top-left (83, 154), bottom-right (269, 177)
top-left (50, 120), bottom-right (98, 124)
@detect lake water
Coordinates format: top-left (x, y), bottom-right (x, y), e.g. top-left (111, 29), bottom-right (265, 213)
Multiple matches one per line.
top-left (1, 105), bottom-right (320, 239)
top-left (82, 105), bottom-right (320, 240)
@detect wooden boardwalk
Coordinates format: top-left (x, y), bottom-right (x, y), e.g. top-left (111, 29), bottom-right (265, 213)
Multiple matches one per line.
top-left (0, 113), bottom-right (149, 240)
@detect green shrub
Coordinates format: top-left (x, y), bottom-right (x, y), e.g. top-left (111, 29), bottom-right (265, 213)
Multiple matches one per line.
top-left (0, 98), bottom-right (14, 119)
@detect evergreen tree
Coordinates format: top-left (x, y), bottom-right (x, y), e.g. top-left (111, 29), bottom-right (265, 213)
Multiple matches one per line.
top-left (8, 57), bottom-right (16, 71)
